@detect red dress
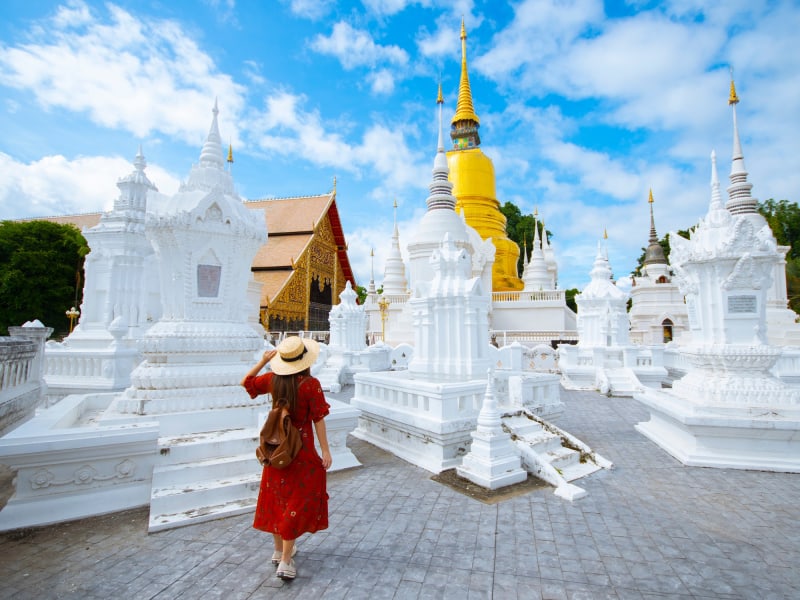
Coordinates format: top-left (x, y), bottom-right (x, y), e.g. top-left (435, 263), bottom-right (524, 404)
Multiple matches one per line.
top-left (244, 372), bottom-right (330, 539)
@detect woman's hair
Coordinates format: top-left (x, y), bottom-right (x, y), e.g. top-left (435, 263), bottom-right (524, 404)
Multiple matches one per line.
top-left (270, 367), bottom-right (311, 413)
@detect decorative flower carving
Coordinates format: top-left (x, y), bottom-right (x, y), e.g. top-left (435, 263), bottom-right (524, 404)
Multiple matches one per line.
top-left (74, 465), bottom-right (97, 485)
top-left (31, 469), bottom-right (54, 489)
top-left (115, 459), bottom-right (136, 478)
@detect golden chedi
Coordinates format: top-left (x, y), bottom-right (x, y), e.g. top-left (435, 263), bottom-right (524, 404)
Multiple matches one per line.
top-left (446, 21), bottom-right (523, 292)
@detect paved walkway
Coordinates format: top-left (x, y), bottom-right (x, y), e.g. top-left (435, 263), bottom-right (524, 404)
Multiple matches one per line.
top-left (1, 389), bottom-right (799, 599)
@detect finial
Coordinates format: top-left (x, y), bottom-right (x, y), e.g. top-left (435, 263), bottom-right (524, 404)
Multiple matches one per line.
top-left (393, 197), bottom-right (398, 209)
top-left (213, 97), bottom-right (219, 115)
top-left (728, 67), bottom-right (739, 105)
top-left (603, 227), bottom-right (608, 240)
top-left (533, 206), bottom-right (538, 218)
top-left (437, 79), bottom-right (443, 104)
top-left (333, 175), bottom-right (337, 193)
top-left (227, 142), bottom-right (233, 164)
top-left (648, 188), bottom-right (654, 203)
top-left (461, 17), bottom-right (466, 39)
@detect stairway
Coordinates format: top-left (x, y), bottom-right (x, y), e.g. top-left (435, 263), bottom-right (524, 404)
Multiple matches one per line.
top-left (605, 368), bottom-right (643, 397)
top-left (148, 420), bottom-right (262, 532)
top-left (502, 410), bottom-right (604, 483)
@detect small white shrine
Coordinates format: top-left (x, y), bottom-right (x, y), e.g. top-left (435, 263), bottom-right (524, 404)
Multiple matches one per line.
top-left (559, 237), bottom-right (666, 395)
top-left (43, 148), bottom-right (160, 402)
top-left (317, 281), bottom-right (391, 392)
top-left (635, 137), bottom-right (800, 472)
top-left (628, 190), bottom-right (689, 345)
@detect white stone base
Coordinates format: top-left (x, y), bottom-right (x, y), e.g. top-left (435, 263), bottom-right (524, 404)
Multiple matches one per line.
top-left (0, 393), bottom-right (159, 532)
top-left (635, 387), bottom-right (800, 472)
top-left (0, 391), bottom-right (361, 532)
top-left (351, 371), bottom-right (486, 473)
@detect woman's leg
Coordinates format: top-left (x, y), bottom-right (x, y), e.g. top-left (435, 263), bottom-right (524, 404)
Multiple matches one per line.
top-left (273, 533), bottom-right (283, 552)
top-left (281, 538), bottom-right (295, 564)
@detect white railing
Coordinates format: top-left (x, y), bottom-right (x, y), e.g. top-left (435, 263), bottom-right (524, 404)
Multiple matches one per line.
top-left (0, 340), bottom-right (36, 392)
top-left (490, 331), bottom-right (578, 346)
top-left (492, 290), bottom-right (566, 303)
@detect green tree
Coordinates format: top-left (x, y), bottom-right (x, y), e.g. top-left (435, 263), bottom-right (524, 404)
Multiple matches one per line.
top-left (500, 202), bottom-right (551, 277)
top-left (0, 221), bottom-right (89, 336)
top-left (355, 284), bottom-right (367, 305)
top-left (759, 199), bottom-right (800, 312)
top-left (564, 288), bottom-right (579, 312)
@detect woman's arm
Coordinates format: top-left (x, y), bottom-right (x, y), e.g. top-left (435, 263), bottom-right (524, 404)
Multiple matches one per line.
top-left (240, 349), bottom-right (277, 386)
top-left (313, 419), bottom-right (333, 470)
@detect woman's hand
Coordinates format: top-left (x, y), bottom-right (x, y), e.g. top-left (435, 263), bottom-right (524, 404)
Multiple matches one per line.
top-left (321, 450), bottom-right (332, 470)
top-left (262, 349), bottom-right (277, 363)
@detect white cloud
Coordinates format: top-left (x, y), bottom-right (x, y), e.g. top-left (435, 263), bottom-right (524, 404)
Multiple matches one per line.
top-left (368, 69), bottom-right (396, 95)
top-left (311, 21), bottom-right (409, 70)
top-left (0, 2), bottom-right (246, 146)
top-left (361, 0), bottom-right (418, 16)
top-left (249, 91), bottom-right (429, 193)
top-left (0, 152), bottom-right (180, 220)
top-left (285, 0), bottom-right (336, 20)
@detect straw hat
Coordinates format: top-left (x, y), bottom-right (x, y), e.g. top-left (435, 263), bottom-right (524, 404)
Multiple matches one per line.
top-left (269, 336), bottom-right (320, 375)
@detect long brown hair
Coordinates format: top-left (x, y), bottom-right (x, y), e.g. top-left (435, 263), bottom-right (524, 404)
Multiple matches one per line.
top-left (270, 367), bottom-right (310, 414)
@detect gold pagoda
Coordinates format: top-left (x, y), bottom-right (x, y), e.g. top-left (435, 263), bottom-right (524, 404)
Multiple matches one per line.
top-left (446, 20), bottom-right (523, 292)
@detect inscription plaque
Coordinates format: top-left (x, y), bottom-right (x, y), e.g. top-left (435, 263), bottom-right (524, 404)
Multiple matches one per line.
top-left (727, 294), bottom-right (757, 314)
top-left (197, 264), bottom-right (222, 298)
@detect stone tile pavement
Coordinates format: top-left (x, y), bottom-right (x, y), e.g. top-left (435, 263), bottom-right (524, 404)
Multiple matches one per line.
top-left (1, 388), bottom-right (799, 599)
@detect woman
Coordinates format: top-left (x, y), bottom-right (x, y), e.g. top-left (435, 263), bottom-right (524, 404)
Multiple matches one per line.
top-left (241, 336), bottom-right (332, 581)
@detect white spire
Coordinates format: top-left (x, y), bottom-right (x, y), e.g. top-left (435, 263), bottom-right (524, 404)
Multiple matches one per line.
top-left (368, 248), bottom-right (376, 294)
top-left (182, 100), bottom-right (235, 195)
top-left (725, 77), bottom-right (757, 216)
top-left (382, 199), bottom-right (408, 295)
top-left (199, 98), bottom-right (225, 169)
top-left (427, 86), bottom-right (456, 211)
top-left (523, 217), bottom-right (551, 291)
top-left (115, 145), bottom-right (157, 214)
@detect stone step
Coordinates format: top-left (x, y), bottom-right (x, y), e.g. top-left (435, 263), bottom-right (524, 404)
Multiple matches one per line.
top-left (158, 428), bottom-right (258, 465)
top-left (152, 452), bottom-right (259, 486)
top-left (148, 470), bottom-right (260, 532)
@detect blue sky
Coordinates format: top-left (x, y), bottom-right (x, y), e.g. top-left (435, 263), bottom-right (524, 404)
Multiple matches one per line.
top-left (1, 0), bottom-right (798, 291)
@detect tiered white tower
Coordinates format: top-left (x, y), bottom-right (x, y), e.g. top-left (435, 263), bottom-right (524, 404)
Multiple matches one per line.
top-left (382, 200), bottom-right (408, 296)
top-left (522, 216), bottom-right (552, 292)
top-left (352, 88), bottom-right (496, 473)
top-left (628, 190), bottom-right (689, 345)
top-left (635, 145), bottom-right (800, 471)
top-left (44, 148), bottom-right (160, 400)
top-left (407, 233), bottom-right (491, 382)
top-left (559, 236), bottom-right (666, 395)
top-left (114, 101), bottom-right (267, 416)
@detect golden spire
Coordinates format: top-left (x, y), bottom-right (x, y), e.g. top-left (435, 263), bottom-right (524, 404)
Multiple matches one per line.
top-left (333, 175), bottom-right (337, 194)
top-left (603, 227), bottom-right (608, 240)
top-left (437, 79), bottom-right (443, 104)
top-left (728, 68), bottom-right (739, 105)
top-left (227, 142), bottom-right (233, 164)
top-left (648, 188), bottom-right (654, 203)
top-left (451, 18), bottom-right (480, 126)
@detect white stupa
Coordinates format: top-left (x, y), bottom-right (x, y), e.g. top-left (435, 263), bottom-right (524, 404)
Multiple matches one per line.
top-left (382, 200), bottom-right (408, 296)
top-left (317, 281), bottom-right (391, 392)
top-left (559, 234), bottom-right (666, 395)
top-left (522, 214), bottom-right (552, 292)
top-left (628, 189), bottom-right (689, 345)
top-left (635, 140), bottom-right (800, 471)
top-left (43, 148), bottom-right (160, 401)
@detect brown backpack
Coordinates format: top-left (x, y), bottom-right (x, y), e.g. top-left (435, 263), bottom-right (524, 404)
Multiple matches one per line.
top-left (256, 400), bottom-right (303, 469)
